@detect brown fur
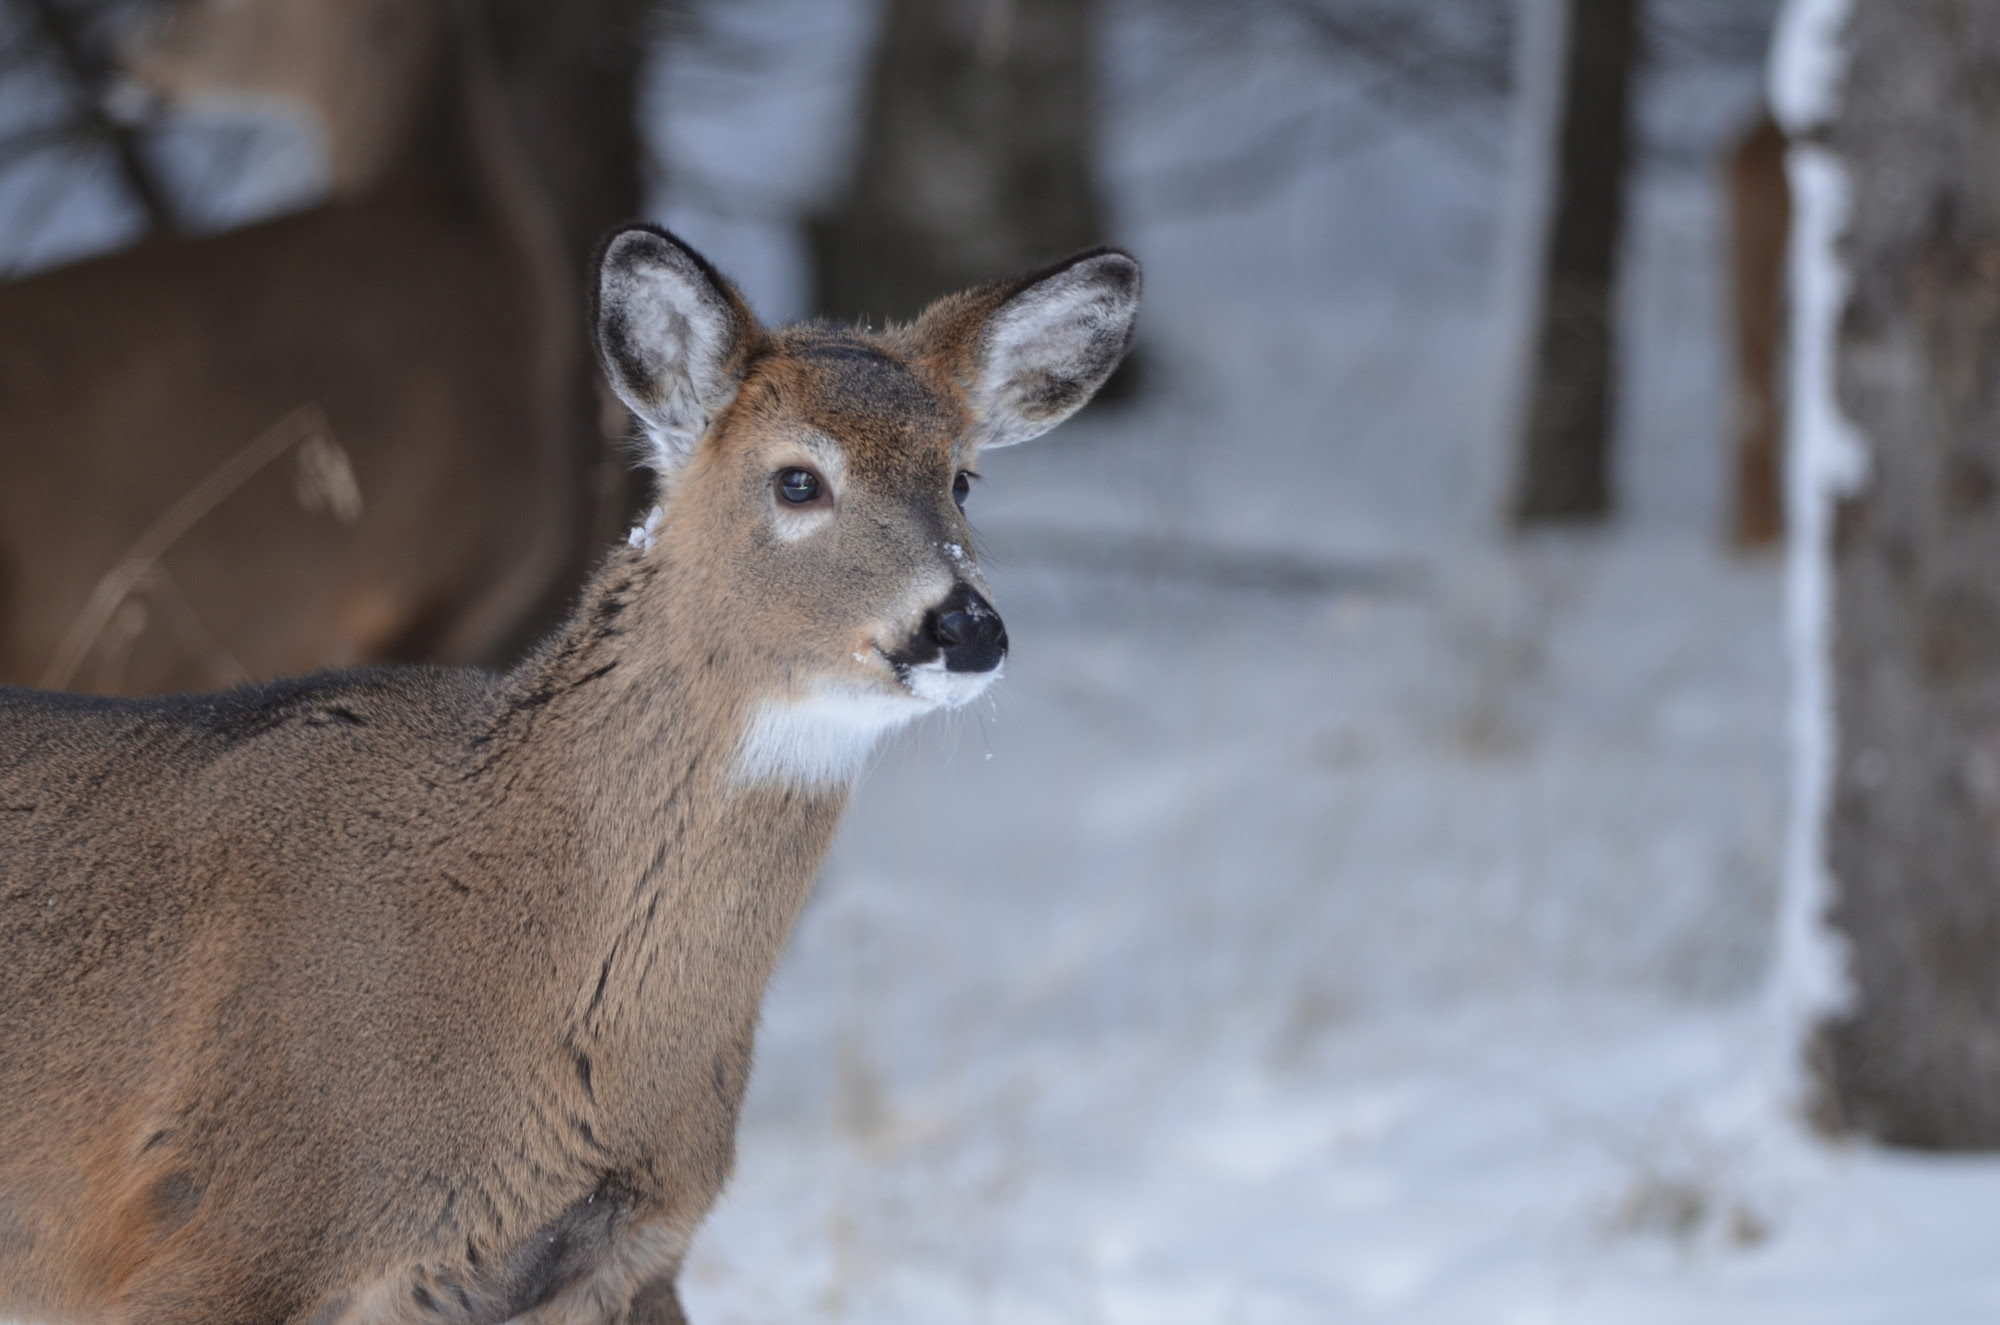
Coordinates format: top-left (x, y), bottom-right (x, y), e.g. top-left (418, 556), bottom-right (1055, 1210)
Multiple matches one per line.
top-left (0, 0), bottom-right (592, 694)
top-left (0, 232), bottom-right (1139, 1323)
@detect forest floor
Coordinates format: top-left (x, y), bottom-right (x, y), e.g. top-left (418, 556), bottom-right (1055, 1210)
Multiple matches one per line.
top-left (663, 4), bottom-right (2000, 1313)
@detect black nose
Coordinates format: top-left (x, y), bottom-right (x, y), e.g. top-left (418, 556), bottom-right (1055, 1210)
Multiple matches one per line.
top-left (927, 584), bottom-right (1008, 673)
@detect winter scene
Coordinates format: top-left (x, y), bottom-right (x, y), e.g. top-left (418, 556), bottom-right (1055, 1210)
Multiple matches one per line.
top-left (4, 0), bottom-right (2000, 1321)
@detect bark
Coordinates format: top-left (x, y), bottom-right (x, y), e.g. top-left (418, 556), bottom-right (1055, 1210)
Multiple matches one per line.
top-left (811, 0), bottom-right (1107, 324)
top-left (1510, 0), bottom-right (1636, 525)
top-left (1817, 0), bottom-right (2000, 1148)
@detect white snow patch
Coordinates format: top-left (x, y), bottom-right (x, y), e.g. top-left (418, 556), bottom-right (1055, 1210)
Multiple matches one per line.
top-left (627, 505), bottom-right (664, 552)
top-left (1770, 0), bottom-right (1852, 133)
top-left (688, 998), bottom-right (2000, 1324)
top-left (1767, 0), bottom-right (1865, 1095)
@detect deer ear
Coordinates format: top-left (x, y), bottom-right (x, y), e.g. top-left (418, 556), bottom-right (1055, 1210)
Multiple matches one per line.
top-left (920, 248), bottom-right (1142, 450)
top-left (594, 225), bottom-right (759, 475)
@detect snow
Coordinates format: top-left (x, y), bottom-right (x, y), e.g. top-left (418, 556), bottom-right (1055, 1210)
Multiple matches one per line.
top-left (690, 1000), bottom-right (2000, 1323)
top-left (1768, 0), bottom-right (1867, 1095)
top-left (628, 505), bottom-right (666, 551)
top-left (1770, 0), bottom-right (1853, 132)
top-left (0, 14), bottom-right (327, 277)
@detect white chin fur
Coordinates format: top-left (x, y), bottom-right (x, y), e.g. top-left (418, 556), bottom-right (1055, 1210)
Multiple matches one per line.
top-left (730, 662), bottom-right (1001, 790)
top-left (731, 685), bottom-right (928, 789)
top-left (901, 657), bottom-right (1001, 708)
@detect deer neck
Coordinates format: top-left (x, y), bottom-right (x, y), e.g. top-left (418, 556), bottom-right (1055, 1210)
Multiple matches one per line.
top-left (489, 544), bottom-right (848, 1059)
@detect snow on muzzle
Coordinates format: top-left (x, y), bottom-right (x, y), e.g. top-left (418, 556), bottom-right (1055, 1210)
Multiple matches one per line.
top-left (885, 582), bottom-right (1008, 707)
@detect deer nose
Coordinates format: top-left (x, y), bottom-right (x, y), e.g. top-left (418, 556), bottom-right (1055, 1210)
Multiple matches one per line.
top-left (928, 585), bottom-right (1007, 673)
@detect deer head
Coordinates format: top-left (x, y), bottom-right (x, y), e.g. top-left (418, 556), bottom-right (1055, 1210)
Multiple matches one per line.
top-left (592, 225), bottom-right (1140, 787)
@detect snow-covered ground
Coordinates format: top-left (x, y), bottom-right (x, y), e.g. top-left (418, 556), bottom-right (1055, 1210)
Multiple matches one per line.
top-left (696, 1000), bottom-right (2000, 1322)
top-left (653, 1), bottom-right (2000, 1319)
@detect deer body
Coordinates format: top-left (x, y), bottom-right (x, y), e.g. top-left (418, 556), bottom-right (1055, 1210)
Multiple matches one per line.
top-left (0, 230), bottom-right (1140, 1323)
top-left (0, 189), bottom-right (558, 689)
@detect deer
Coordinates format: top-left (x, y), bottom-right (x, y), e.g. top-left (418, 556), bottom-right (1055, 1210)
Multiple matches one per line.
top-left (0, 0), bottom-right (617, 697)
top-left (0, 226), bottom-right (1141, 1324)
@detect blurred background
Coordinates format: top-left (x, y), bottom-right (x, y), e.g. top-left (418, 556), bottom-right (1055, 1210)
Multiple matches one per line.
top-left (3, 0), bottom-right (1998, 1318)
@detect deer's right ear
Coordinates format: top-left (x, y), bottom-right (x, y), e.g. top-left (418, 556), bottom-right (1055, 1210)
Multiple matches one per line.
top-left (594, 225), bottom-right (759, 475)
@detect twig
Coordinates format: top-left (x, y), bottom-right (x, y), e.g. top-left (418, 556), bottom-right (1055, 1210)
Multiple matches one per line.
top-left (40, 404), bottom-right (332, 689)
top-left (22, 0), bottom-right (179, 235)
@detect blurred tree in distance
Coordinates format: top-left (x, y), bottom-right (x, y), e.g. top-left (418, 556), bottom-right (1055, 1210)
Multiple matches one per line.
top-left (1510, 0), bottom-right (1637, 525)
top-left (1726, 113), bottom-right (1788, 549)
top-left (811, 0), bottom-right (1108, 327)
top-left (1123, 0), bottom-right (1509, 220)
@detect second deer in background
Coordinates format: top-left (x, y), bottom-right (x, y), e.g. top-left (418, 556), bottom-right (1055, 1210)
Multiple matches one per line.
top-left (0, 0), bottom-right (648, 695)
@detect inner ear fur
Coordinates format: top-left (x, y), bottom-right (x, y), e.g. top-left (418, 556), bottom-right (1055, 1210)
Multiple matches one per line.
top-left (913, 247), bottom-right (1142, 450)
top-left (593, 224), bottom-right (762, 475)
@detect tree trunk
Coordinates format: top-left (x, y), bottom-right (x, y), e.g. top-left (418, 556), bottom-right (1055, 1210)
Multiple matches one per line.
top-left (1509, 0), bottom-right (1636, 525)
top-left (1727, 113), bottom-right (1789, 549)
top-left (1817, 0), bottom-right (2000, 1148)
top-left (473, 0), bottom-right (656, 655)
top-left (482, 0), bottom-right (648, 290)
top-left (811, 0), bottom-right (1107, 325)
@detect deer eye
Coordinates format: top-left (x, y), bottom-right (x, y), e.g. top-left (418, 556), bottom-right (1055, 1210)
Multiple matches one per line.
top-left (776, 468), bottom-right (822, 505)
top-left (952, 471), bottom-right (973, 510)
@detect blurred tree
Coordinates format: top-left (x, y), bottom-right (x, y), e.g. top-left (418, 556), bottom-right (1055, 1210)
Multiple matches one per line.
top-left (1726, 112), bottom-right (1788, 549)
top-left (1814, 0), bottom-right (2000, 1149)
top-left (1122, 0), bottom-right (1509, 219)
top-left (1509, 0), bottom-right (1637, 524)
top-left (481, 0), bottom-right (651, 306)
top-left (811, 0), bottom-right (1107, 325)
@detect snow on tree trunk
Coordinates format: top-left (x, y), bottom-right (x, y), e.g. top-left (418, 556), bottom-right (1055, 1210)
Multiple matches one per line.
top-left (1779, 0), bottom-right (2000, 1147)
top-left (1768, 0), bottom-right (1861, 1113)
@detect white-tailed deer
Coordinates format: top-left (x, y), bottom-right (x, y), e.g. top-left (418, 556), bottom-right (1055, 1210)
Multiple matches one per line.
top-left (0, 227), bottom-right (1141, 1324)
top-left (0, 0), bottom-right (618, 695)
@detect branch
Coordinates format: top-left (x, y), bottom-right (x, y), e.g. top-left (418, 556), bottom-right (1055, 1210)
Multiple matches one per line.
top-left (21, 0), bottom-right (179, 235)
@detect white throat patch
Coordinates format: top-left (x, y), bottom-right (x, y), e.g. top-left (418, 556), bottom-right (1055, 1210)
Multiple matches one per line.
top-left (731, 685), bottom-right (930, 789)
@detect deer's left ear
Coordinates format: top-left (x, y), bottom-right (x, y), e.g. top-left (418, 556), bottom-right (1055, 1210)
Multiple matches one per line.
top-left (918, 248), bottom-right (1141, 450)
